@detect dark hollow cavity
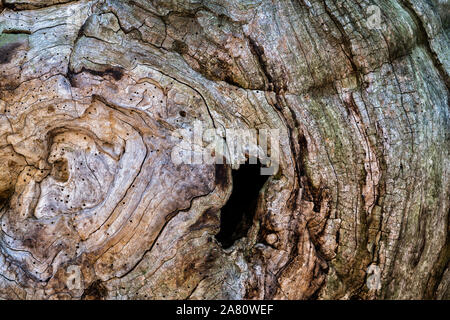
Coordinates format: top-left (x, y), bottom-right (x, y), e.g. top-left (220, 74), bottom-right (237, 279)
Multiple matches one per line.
top-left (215, 162), bottom-right (269, 249)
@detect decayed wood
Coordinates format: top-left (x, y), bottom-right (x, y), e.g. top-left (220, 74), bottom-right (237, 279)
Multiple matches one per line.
top-left (0, 0), bottom-right (448, 299)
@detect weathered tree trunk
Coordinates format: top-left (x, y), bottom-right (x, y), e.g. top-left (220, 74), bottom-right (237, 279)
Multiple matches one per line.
top-left (0, 0), bottom-right (448, 300)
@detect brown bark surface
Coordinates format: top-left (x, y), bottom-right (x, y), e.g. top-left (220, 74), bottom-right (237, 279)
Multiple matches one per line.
top-left (0, 0), bottom-right (448, 299)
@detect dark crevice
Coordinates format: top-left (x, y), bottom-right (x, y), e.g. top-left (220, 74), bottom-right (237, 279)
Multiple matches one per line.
top-left (1, 0), bottom-right (77, 10)
top-left (215, 163), bottom-right (269, 249)
top-left (247, 36), bottom-right (285, 93)
top-left (82, 67), bottom-right (124, 81)
top-left (1, 29), bottom-right (31, 35)
top-left (67, 66), bottom-right (124, 87)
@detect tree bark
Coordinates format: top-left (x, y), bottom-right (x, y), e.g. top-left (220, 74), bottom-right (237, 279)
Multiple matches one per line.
top-left (0, 0), bottom-right (448, 299)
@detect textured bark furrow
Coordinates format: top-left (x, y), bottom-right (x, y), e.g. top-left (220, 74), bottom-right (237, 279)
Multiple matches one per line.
top-left (0, 0), bottom-right (448, 300)
top-left (399, 0), bottom-right (449, 91)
